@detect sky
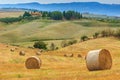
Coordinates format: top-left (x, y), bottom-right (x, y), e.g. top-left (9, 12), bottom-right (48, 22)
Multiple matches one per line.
top-left (0, 0), bottom-right (120, 4)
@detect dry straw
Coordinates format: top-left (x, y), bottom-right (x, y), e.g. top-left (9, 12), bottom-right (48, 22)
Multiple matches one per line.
top-left (25, 56), bottom-right (41, 69)
top-left (36, 52), bottom-right (41, 55)
top-left (86, 49), bottom-right (112, 71)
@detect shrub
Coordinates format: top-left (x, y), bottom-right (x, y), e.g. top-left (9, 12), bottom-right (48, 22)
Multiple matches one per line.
top-left (68, 40), bottom-right (77, 45)
top-left (114, 29), bottom-right (120, 38)
top-left (101, 29), bottom-right (114, 37)
top-left (101, 30), bottom-right (108, 37)
top-left (93, 32), bottom-right (99, 39)
top-left (17, 74), bottom-right (22, 78)
top-left (61, 40), bottom-right (68, 48)
top-left (33, 41), bottom-right (47, 50)
top-left (50, 43), bottom-right (55, 50)
top-left (81, 35), bottom-right (88, 41)
top-left (55, 47), bottom-right (59, 50)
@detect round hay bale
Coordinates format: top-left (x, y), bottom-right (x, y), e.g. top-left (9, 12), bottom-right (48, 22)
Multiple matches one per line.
top-left (36, 52), bottom-right (41, 55)
top-left (6, 45), bottom-right (9, 47)
top-left (10, 48), bottom-right (15, 52)
top-left (69, 53), bottom-right (73, 57)
top-left (15, 47), bottom-right (18, 50)
top-left (86, 49), bottom-right (112, 71)
top-left (64, 53), bottom-right (73, 57)
top-left (84, 55), bottom-right (87, 60)
top-left (64, 54), bottom-right (67, 57)
top-left (19, 51), bottom-right (25, 56)
top-left (25, 56), bottom-right (41, 69)
top-left (78, 54), bottom-right (82, 58)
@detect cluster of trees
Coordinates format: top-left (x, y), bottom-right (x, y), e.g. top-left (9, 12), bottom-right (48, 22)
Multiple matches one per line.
top-left (41, 11), bottom-right (82, 20)
top-left (33, 41), bottom-right (58, 50)
top-left (23, 11), bottom-right (32, 18)
top-left (33, 39), bottom-right (78, 50)
top-left (100, 29), bottom-right (120, 38)
top-left (61, 40), bottom-right (77, 48)
top-left (33, 41), bottom-right (47, 50)
top-left (80, 29), bottom-right (120, 42)
top-left (0, 11), bottom-right (82, 23)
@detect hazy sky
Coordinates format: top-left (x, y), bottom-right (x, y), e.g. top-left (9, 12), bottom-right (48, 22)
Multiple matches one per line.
top-left (0, 0), bottom-right (120, 4)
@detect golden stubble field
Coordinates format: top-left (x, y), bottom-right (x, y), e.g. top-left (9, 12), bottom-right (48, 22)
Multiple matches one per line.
top-left (0, 11), bottom-right (24, 18)
top-left (1, 37), bottom-right (120, 80)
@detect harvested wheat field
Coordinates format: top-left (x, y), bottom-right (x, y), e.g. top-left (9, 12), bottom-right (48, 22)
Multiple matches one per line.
top-left (0, 11), bottom-right (24, 18)
top-left (1, 37), bottom-right (120, 80)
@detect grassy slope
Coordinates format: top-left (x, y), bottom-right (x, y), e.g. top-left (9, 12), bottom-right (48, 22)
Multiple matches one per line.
top-left (1, 37), bottom-right (120, 80)
top-left (0, 19), bottom-right (120, 47)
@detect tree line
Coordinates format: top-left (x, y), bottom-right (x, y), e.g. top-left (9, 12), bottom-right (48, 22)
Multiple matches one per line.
top-left (41, 11), bottom-right (82, 20)
top-left (0, 10), bottom-right (82, 23)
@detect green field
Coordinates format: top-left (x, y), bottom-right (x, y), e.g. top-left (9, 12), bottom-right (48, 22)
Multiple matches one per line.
top-left (0, 18), bottom-right (120, 48)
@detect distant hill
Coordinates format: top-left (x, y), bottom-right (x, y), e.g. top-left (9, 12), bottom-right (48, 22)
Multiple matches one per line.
top-left (0, 2), bottom-right (120, 17)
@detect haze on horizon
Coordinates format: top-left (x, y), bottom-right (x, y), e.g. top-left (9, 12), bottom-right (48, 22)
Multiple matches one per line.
top-left (0, 0), bottom-right (120, 4)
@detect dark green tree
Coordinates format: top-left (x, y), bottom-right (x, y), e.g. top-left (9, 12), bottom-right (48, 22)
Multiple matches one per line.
top-left (63, 11), bottom-right (66, 17)
top-left (23, 11), bottom-right (32, 18)
top-left (68, 40), bottom-right (77, 45)
top-left (64, 11), bottom-right (82, 20)
top-left (51, 11), bottom-right (63, 20)
top-left (42, 11), bottom-right (49, 17)
top-left (81, 35), bottom-right (88, 41)
top-left (64, 11), bottom-right (74, 20)
top-left (33, 41), bottom-right (47, 50)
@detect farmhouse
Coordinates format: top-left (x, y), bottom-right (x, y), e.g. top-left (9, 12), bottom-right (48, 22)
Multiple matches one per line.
top-left (31, 12), bottom-right (42, 17)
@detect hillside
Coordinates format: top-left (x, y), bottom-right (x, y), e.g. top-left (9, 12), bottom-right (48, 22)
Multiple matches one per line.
top-left (0, 2), bottom-right (120, 16)
top-left (1, 37), bottom-right (120, 80)
top-left (48, 37), bottom-right (120, 57)
top-left (0, 19), bottom-right (120, 47)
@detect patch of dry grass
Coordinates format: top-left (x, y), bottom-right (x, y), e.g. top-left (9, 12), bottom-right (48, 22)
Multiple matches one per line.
top-left (0, 37), bottom-right (120, 80)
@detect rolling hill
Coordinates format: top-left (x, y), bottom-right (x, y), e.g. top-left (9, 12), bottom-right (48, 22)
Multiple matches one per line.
top-left (0, 2), bottom-right (120, 80)
top-left (0, 19), bottom-right (120, 46)
top-left (0, 2), bottom-right (120, 16)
